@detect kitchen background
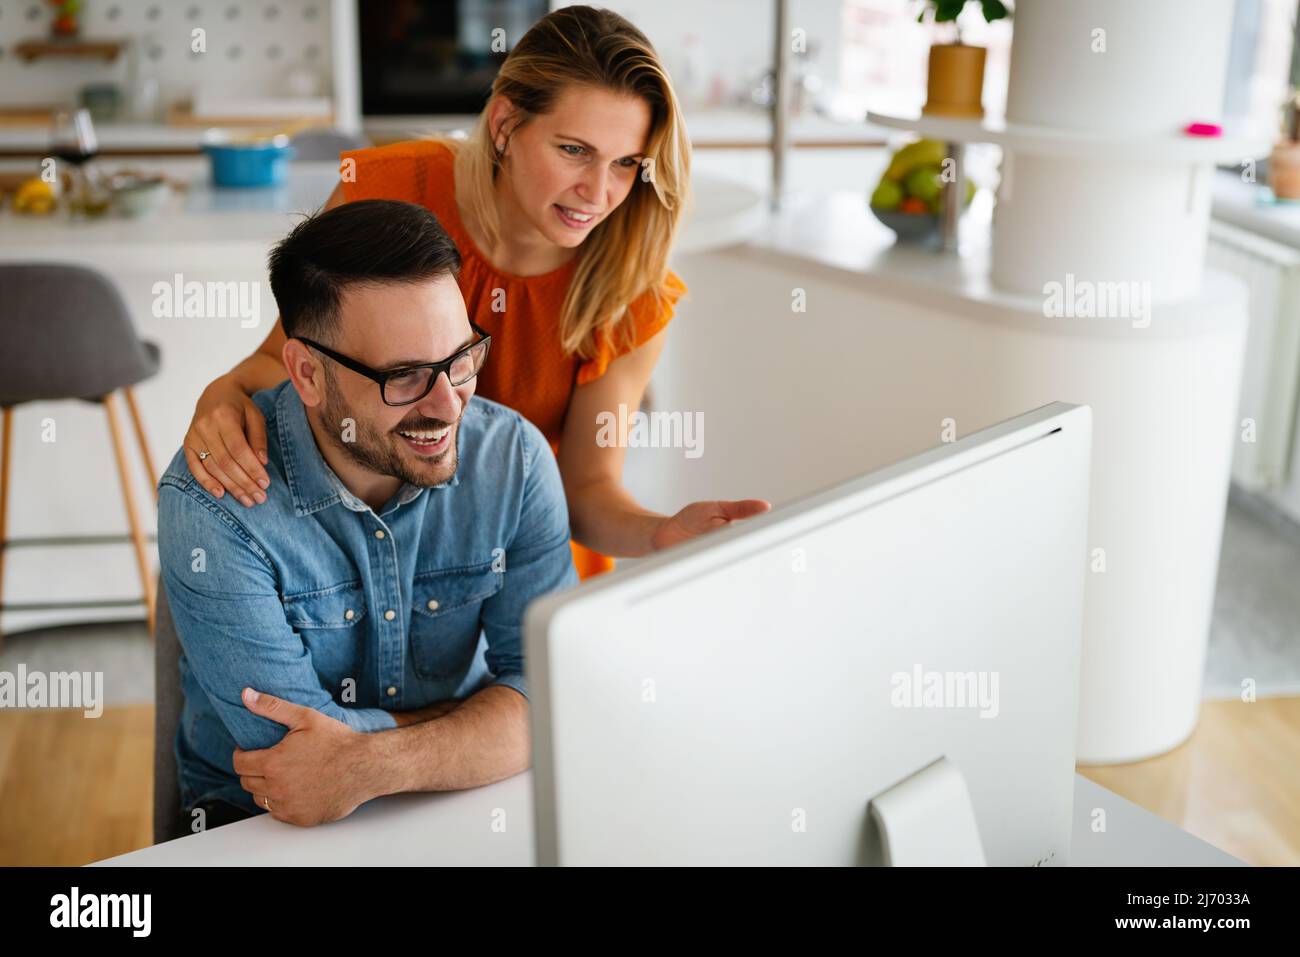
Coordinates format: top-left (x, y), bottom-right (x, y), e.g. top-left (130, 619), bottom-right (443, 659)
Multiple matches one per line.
top-left (0, 0), bottom-right (1292, 189)
top-left (0, 0), bottom-right (1018, 640)
top-left (1, 0), bottom-right (1299, 865)
top-left (1, 0), bottom-right (1295, 623)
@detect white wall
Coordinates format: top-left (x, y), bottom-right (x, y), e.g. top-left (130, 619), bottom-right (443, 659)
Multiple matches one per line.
top-left (0, 0), bottom-right (334, 111)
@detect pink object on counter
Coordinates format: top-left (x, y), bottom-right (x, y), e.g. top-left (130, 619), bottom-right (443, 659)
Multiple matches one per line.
top-left (1184, 122), bottom-right (1222, 137)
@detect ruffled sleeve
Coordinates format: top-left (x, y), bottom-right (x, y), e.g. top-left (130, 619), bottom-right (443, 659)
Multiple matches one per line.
top-left (575, 270), bottom-right (687, 387)
top-left (337, 140), bottom-right (448, 208)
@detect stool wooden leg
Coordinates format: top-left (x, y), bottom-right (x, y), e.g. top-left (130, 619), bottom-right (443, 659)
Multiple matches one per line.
top-left (0, 406), bottom-right (11, 652)
top-left (123, 387), bottom-right (159, 504)
top-left (105, 393), bottom-right (155, 635)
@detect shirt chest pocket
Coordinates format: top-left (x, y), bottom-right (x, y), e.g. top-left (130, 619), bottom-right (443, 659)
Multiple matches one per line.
top-left (409, 563), bottom-right (503, 681)
top-left (282, 581), bottom-right (369, 633)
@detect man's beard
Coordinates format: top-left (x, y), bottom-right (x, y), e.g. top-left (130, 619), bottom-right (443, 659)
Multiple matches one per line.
top-left (318, 376), bottom-right (460, 488)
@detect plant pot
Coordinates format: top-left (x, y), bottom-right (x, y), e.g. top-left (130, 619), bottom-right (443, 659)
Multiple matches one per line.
top-left (923, 43), bottom-right (986, 119)
top-left (52, 16), bottom-right (80, 39)
top-left (1270, 140), bottom-right (1300, 201)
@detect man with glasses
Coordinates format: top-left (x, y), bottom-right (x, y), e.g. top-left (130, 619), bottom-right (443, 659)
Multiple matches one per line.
top-left (157, 199), bottom-right (578, 829)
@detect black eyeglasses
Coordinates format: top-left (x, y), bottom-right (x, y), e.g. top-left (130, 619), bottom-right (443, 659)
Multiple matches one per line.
top-left (296, 320), bottom-right (492, 406)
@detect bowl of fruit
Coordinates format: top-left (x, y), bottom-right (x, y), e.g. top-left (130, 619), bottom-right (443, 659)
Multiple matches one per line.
top-left (869, 138), bottom-right (975, 242)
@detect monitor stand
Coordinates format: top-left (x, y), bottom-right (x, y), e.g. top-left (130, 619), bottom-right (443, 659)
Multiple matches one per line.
top-left (864, 756), bottom-right (987, 866)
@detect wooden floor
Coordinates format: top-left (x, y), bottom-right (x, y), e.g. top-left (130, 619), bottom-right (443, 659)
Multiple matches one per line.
top-left (0, 697), bottom-right (1296, 866)
top-left (0, 704), bottom-right (153, 867)
top-left (1078, 697), bottom-right (1300, 867)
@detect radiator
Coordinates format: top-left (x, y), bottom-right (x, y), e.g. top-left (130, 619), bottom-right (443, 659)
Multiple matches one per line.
top-left (1207, 218), bottom-right (1300, 491)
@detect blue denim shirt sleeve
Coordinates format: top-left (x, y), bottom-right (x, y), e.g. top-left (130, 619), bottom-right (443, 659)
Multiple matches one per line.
top-left (480, 422), bottom-right (580, 699)
top-left (158, 480), bottom-right (398, 751)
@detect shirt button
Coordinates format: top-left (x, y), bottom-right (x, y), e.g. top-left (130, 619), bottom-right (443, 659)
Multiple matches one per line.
top-left (426, 599), bottom-right (439, 611)
top-left (374, 529), bottom-right (385, 540)
top-left (344, 609), bottom-right (355, 621)
top-left (384, 609), bottom-right (396, 621)
top-left (386, 686), bottom-right (397, 697)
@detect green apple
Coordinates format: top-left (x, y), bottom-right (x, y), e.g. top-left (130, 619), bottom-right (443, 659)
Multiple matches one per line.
top-left (904, 165), bottom-right (943, 204)
top-left (870, 178), bottom-right (903, 210)
top-left (927, 178), bottom-right (979, 213)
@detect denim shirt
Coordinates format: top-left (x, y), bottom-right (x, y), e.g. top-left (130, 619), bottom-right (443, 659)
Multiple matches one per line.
top-left (157, 381), bottom-right (579, 815)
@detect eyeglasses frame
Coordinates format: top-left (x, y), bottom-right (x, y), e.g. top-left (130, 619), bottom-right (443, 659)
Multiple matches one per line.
top-left (295, 319), bottom-right (492, 406)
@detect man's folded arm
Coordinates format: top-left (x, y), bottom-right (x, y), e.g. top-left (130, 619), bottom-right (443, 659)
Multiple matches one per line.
top-left (371, 421), bottom-right (580, 796)
top-left (159, 481), bottom-right (397, 752)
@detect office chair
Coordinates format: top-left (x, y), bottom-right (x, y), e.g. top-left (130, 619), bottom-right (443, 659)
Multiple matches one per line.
top-left (152, 580), bottom-right (187, 844)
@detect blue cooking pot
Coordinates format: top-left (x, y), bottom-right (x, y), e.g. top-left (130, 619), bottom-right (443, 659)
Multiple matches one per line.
top-left (201, 134), bottom-right (295, 188)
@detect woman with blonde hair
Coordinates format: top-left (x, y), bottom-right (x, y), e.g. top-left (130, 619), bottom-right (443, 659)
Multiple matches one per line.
top-left (183, 5), bottom-right (768, 578)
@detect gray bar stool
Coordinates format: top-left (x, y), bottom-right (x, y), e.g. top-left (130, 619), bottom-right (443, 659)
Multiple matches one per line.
top-left (0, 263), bottom-right (160, 644)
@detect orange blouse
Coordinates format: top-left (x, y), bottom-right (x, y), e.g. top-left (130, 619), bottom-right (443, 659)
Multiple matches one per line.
top-left (339, 139), bottom-right (686, 579)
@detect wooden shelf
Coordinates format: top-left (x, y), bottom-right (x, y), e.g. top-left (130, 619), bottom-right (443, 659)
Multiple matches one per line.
top-left (166, 103), bottom-right (334, 131)
top-left (0, 106), bottom-right (60, 127)
top-left (14, 39), bottom-right (126, 64)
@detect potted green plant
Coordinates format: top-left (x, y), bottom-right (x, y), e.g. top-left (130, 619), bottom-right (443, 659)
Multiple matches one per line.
top-left (48, 0), bottom-right (83, 39)
top-left (917, 0), bottom-right (1009, 119)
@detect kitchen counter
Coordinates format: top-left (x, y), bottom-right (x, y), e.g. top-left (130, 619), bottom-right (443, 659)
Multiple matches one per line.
top-left (731, 189), bottom-right (1244, 335)
top-left (0, 159), bottom-right (764, 257)
top-left (0, 159), bottom-right (337, 251)
top-left (8, 160), bottom-right (1272, 286)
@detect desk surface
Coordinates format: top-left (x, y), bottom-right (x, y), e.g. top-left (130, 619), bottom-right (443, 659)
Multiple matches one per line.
top-left (96, 773), bottom-right (1243, 867)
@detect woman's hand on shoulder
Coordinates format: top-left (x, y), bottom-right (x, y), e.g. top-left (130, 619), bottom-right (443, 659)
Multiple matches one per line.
top-left (180, 183), bottom-right (347, 506)
top-left (184, 375), bottom-right (270, 507)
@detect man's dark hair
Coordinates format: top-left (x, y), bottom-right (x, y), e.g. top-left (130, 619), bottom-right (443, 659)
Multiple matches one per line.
top-left (268, 199), bottom-right (462, 342)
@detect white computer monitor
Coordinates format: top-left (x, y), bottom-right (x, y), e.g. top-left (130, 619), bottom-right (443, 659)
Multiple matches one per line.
top-left (525, 402), bottom-right (1092, 865)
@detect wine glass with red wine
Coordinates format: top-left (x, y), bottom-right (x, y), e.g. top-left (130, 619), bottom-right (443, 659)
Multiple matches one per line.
top-left (49, 109), bottom-right (99, 215)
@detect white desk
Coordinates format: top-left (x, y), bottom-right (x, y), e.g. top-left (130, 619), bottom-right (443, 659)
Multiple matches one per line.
top-left (94, 773), bottom-right (1243, 867)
